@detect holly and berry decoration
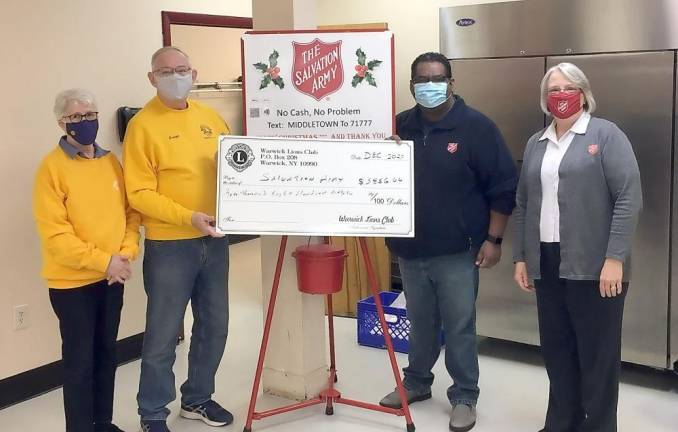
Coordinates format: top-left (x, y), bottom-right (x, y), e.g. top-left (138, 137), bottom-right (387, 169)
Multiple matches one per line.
top-left (253, 50), bottom-right (284, 89)
top-left (352, 48), bottom-right (382, 87)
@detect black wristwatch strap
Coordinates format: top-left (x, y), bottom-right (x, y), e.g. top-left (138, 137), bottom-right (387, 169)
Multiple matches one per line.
top-left (486, 235), bottom-right (503, 245)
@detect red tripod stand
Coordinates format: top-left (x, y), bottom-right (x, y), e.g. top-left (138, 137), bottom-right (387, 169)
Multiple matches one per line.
top-left (243, 236), bottom-right (416, 432)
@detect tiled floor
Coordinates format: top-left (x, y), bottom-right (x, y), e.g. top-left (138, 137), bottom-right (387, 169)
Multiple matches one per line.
top-left (2, 239), bottom-right (677, 431)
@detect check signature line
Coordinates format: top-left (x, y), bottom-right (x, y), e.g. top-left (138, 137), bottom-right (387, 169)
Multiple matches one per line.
top-left (224, 221), bottom-right (394, 227)
top-left (232, 220), bottom-right (300, 224)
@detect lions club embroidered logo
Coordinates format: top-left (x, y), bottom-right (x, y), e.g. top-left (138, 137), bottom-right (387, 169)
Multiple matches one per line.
top-left (447, 143), bottom-right (459, 154)
top-left (200, 124), bottom-right (213, 137)
top-left (588, 144), bottom-right (599, 155)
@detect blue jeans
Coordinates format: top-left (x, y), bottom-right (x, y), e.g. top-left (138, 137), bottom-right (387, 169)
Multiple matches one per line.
top-left (398, 250), bottom-right (480, 406)
top-left (137, 236), bottom-right (229, 421)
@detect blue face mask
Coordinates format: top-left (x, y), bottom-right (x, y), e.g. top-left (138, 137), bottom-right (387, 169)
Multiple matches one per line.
top-left (66, 119), bottom-right (99, 145)
top-left (413, 82), bottom-right (450, 109)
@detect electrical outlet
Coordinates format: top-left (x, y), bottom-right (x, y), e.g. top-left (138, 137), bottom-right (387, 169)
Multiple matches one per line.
top-left (13, 304), bottom-right (28, 330)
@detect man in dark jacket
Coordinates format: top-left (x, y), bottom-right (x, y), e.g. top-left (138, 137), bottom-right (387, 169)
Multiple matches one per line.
top-left (380, 52), bottom-right (517, 432)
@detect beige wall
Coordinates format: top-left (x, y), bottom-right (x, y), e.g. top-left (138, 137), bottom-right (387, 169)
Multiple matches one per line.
top-left (316, 0), bottom-right (518, 112)
top-left (0, 0), bottom-right (251, 380)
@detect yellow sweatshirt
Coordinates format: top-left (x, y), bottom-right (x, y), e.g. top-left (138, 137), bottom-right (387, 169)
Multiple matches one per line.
top-left (33, 145), bottom-right (141, 289)
top-left (122, 97), bottom-right (230, 240)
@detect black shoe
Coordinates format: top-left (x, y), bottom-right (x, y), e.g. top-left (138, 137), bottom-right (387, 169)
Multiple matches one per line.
top-left (140, 420), bottom-right (171, 432)
top-left (94, 423), bottom-right (125, 432)
top-left (180, 400), bottom-right (234, 427)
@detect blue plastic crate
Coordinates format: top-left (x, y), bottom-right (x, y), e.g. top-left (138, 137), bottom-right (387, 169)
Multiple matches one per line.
top-left (357, 291), bottom-right (444, 354)
top-left (357, 292), bottom-right (412, 353)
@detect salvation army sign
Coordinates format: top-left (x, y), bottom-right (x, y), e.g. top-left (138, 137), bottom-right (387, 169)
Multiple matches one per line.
top-left (292, 39), bottom-right (344, 101)
top-left (242, 30), bottom-right (395, 140)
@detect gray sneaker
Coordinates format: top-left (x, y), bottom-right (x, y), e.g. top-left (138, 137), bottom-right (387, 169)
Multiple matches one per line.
top-left (379, 386), bottom-right (431, 409)
top-left (449, 403), bottom-right (477, 431)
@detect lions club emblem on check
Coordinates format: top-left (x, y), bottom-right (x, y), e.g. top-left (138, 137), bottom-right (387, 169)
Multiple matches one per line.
top-left (226, 143), bottom-right (255, 172)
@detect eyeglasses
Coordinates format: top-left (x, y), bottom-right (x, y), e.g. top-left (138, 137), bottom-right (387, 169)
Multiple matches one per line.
top-left (412, 75), bottom-right (450, 84)
top-left (61, 112), bottom-right (98, 123)
top-left (547, 86), bottom-right (580, 95)
top-left (152, 66), bottom-right (192, 78)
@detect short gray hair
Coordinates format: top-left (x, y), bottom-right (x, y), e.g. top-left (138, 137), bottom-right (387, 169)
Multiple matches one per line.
top-left (540, 62), bottom-right (596, 115)
top-left (151, 46), bottom-right (190, 69)
top-left (53, 88), bottom-right (97, 120)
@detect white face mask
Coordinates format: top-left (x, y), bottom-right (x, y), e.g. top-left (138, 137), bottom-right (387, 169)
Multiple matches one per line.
top-left (414, 82), bottom-right (451, 109)
top-left (155, 73), bottom-right (193, 101)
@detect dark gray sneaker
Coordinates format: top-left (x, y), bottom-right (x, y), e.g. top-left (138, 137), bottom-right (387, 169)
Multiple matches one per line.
top-left (379, 386), bottom-right (432, 409)
top-left (449, 403), bottom-right (476, 431)
top-left (140, 420), bottom-right (170, 432)
top-left (180, 400), bottom-right (234, 427)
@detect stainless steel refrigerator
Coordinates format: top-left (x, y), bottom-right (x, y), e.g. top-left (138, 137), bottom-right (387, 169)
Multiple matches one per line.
top-left (440, 0), bottom-right (678, 370)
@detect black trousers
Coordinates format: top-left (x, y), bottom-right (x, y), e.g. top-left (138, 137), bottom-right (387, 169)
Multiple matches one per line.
top-left (49, 280), bottom-right (123, 432)
top-left (535, 243), bottom-right (627, 432)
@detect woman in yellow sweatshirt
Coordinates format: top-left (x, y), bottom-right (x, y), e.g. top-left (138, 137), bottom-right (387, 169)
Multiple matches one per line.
top-left (33, 89), bottom-right (140, 432)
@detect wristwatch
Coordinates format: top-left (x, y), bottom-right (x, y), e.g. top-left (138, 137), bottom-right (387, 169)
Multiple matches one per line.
top-left (486, 235), bottom-right (503, 245)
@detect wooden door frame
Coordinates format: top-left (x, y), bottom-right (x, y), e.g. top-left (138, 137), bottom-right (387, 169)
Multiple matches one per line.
top-left (161, 11), bottom-right (253, 47)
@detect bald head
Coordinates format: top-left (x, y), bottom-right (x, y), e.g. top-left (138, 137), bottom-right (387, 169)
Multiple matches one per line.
top-left (151, 46), bottom-right (191, 70)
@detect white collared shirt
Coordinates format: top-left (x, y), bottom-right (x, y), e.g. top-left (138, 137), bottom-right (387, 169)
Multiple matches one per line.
top-left (539, 111), bottom-right (591, 242)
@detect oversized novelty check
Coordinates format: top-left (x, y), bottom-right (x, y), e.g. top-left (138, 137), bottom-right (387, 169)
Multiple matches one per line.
top-left (216, 136), bottom-right (414, 237)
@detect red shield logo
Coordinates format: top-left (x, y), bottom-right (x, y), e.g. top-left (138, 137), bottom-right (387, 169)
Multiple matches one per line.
top-left (292, 39), bottom-right (344, 101)
top-left (557, 100), bottom-right (568, 113)
top-left (588, 144), bottom-right (599, 155)
top-left (447, 143), bottom-right (458, 154)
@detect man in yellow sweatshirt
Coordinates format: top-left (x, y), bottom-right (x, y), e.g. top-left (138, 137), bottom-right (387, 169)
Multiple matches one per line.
top-left (123, 47), bottom-right (232, 432)
top-left (33, 88), bottom-right (140, 432)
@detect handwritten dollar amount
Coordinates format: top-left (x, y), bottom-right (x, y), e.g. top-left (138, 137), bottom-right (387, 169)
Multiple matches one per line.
top-left (368, 192), bottom-right (409, 206)
top-left (358, 177), bottom-right (404, 186)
